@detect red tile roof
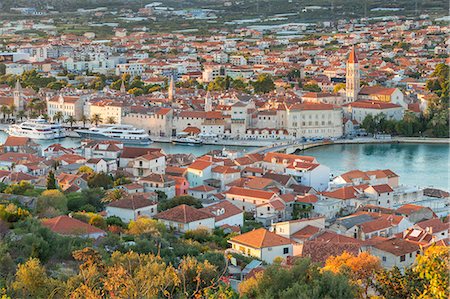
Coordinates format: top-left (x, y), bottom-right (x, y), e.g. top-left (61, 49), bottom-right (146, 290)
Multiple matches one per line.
top-left (154, 204), bottom-right (213, 223)
top-left (229, 228), bottom-right (292, 248)
top-left (371, 237), bottom-right (420, 256)
top-left (188, 160), bottom-right (213, 171)
top-left (107, 194), bottom-right (156, 210)
top-left (3, 136), bottom-right (31, 147)
top-left (226, 186), bottom-right (276, 200)
top-left (42, 215), bottom-right (105, 236)
top-left (200, 201), bottom-right (242, 222)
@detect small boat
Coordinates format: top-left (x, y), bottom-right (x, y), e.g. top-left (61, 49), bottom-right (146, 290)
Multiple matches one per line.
top-left (172, 137), bottom-right (203, 146)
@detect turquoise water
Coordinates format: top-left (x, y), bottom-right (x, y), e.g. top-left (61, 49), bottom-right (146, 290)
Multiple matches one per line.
top-left (0, 131), bottom-right (447, 190)
top-left (301, 143), bottom-right (449, 190)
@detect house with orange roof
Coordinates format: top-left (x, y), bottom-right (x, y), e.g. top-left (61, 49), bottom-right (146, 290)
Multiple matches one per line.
top-left (186, 159), bottom-right (213, 187)
top-left (228, 228), bottom-right (294, 263)
top-left (414, 218), bottom-right (448, 241)
top-left (255, 199), bottom-right (288, 225)
top-left (211, 165), bottom-right (241, 190)
top-left (82, 140), bottom-right (124, 160)
top-left (138, 173), bottom-right (176, 198)
top-left (57, 172), bottom-right (89, 192)
top-left (396, 204), bottom-right (436, 224)
top-left (332, 169), bottom-right (399, 189)
top-left (364, 184), bottom-right (394, 208)
top-left (42, 215), bottom-right (106, 239)
top-left (154, 204), bottom-right (215, 233)
top-left (200, 200), bottom-right (244, 228)
top-left (44, 143), bottom-right (75, 158)
top-left (56, 154), bottom-right (87, 166)
top-left (271, 216), bottom-right (325, 240)
top-left (358, 86), bottom-right (406, 108)
top-left (106, 193), bottom-right (158, 223)
top-left (188, 184), bottom-right (217, 201)
top-left (127, 151), bottom-right (166, 177)
top-left (285, 159), bottom-right (330, 191)
top-left (1, 136), bottom-right (38, 154)
top-left (224, 186), bottom-right (281, 213)
top-left (363, 237), bottom-right (421, 269)
top-left (168, 175), bottom-right (189, 196)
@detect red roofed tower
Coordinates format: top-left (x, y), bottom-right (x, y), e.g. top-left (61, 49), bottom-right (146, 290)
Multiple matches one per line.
top-left (346, 45), bottom-right (360, 103)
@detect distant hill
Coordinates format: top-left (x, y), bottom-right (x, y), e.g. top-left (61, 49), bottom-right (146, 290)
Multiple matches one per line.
top-left (1, 0), bottom-right (448, 20)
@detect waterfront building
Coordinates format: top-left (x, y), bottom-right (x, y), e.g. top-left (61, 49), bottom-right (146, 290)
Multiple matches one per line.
top-left (47, 94), bottom-right (84, 121)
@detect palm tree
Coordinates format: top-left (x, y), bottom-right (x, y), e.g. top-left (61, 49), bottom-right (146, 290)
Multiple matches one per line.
top-left (34, 101), bottom-right (46, 116)
top-left (17, 110), bottom-right (26, 121)
top-left (1, 106), bottom-right (9, 123)
top-left (26, 101), bottom-right (35, 116)
top-left (42, 114), bottom-right (49, 121)
top-left (106, 116), bottom-right (116, 124)
top-left (90, 114), bottom-right (102, 126)
top-left (66, 115), bottom-right (76, 128)
top-left (79, 115), bottom-right (89, 128)
top-left (8, 104), bottom-right (16, 118)
top-left (53, 111), bottom-right (64, 123)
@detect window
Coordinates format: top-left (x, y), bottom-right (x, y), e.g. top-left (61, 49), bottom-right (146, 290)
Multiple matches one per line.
top-left (400, 255), bottom-right (406, 262)
top-left (283, 247), bottom-right (289, 254)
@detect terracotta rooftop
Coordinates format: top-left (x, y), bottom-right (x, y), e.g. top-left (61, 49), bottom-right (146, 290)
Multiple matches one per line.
top-left (154, 204), bottom-right (213, 223)
top-left (107, 194), bottom-right (156, 210)
top-left (42, 215), bottom-right (105, 236)
top-left (229, 228), bottom-right (292, 249)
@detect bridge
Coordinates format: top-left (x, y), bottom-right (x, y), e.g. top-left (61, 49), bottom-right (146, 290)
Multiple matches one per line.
top-left (247, 137), bottom-right (450, 156)
top-left (247, 140), bottom-right (330, 155)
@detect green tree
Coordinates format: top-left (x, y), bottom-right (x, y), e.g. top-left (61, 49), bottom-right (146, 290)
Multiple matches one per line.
top-left (46, 170), bottom-right (57, 190)
top-left (0, 106), bottom-right (9, 122)
top-left (16, 110), bottom-right (26, 121)
top-left (375, 266), bottom-right (424, 299)
top-left (303, 83), bottom-right (322, 92)
top-left (158, 195), bottom-right (203, 211)
top-left (252, 74), bottom-right (275, 94)
top-left (90, 114), bottom-right (102, 126)
top-left (105, 116), bottom-right (116, 124)
top-left (79, 115), bottom-right (89, 127)
top-left (333, 83), bottom-right (346, 93)
top-left (65, 115), bottom-right (76, 128)
top-left (88, 173), bottom-right (113, 189)
top-left (4, 181), bottom-right (34, 195)
top-left (53, 111), bottom-right (64, 123)
top-left (35, 189), bottom-right (67, 217)
top-left (128, 87), bottom-right (144, 96)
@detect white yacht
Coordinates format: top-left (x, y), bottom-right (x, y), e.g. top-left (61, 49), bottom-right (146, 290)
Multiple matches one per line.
top-left (75, 124), bottom-right (152, 145)
top-left (7, 118), bottom-right (66, 140)
top-left (172, 137), bottom-right (203, 146)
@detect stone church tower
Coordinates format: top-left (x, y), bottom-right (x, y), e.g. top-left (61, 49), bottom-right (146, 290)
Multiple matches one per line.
top-left (168, 76), bottom-right (175, 102)
top-left (13, 79), bottom-right (24, 110)
top-left (204, 91), bottom-right (212, 112)
top-left (345, 46), bottom-right (360, 103)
